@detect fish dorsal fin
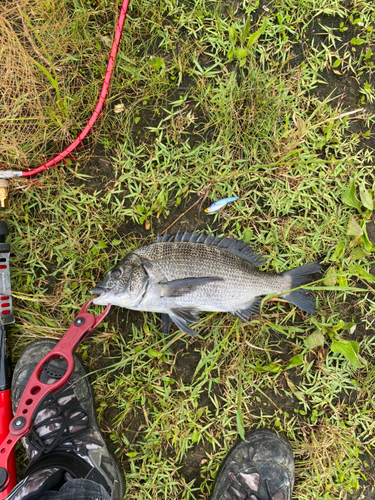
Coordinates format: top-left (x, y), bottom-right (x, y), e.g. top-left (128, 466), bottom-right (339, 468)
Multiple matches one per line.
top-left (155, 230), bottom-right (266, 267)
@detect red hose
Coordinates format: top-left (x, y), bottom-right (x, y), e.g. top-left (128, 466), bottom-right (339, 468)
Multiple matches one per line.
top-left (14, 0), bottom-right (130, 178)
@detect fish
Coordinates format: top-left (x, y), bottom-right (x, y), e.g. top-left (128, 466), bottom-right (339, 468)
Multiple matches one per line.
top-left (204, 196), bottom-right (239, 213)
top-left (90, 230), bottom-right (321, 337)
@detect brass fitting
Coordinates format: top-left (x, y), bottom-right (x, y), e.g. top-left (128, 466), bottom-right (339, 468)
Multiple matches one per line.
top-left (0, 180), bottom-right (9, 208)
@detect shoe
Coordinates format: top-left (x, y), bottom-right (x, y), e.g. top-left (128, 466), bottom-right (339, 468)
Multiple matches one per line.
top-left (210, 430), bottom-right (294, 500)
top-left (11, 339), bottom-right (125, 500)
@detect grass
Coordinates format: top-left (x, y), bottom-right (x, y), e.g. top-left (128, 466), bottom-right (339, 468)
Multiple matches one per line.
top-left (2, 0), bottom-right (375, 498)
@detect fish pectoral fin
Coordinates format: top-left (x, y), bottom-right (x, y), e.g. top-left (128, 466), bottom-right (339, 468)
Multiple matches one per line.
top-left (159, 277), bottom-right (224, 297)
top-left (169, 308), bottom-right (200, 337)
top-left (232, 297), bottom-right (263, 323)
top-left (160, 313), bottom-right (172, 335)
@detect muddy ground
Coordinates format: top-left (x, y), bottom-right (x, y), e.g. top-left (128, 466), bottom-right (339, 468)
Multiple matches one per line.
top-left (64, 9), bottom-right (375, 500)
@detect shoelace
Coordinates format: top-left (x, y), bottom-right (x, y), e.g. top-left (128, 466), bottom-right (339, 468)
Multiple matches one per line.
top-left (226, 472), bottom-right (275, 500)
top-left (27, 384), bottom-right (90, 461)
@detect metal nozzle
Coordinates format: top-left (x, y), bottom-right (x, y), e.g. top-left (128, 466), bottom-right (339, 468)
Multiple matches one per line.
top-left (0, 181), bottom-right (9, 209)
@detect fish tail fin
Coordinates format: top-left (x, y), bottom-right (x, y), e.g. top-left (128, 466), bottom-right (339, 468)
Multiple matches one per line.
top-left (281, 261), bottom-right (321, 314)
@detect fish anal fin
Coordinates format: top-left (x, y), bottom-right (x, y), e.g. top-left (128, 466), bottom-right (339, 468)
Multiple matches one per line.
top-left (159, 277), bottom-right (223, 297)
top-left (232, 297), bottom-right (263, 323)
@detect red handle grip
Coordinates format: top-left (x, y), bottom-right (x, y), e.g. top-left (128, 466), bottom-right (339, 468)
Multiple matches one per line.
top-left (0, 390), bottom-right (16, 497)
top-left (0, 300), bottom-right (110, 493)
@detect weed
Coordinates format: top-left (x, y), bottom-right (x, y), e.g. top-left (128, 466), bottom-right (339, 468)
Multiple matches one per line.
top-left (2, 0), bottom-right (375, 499)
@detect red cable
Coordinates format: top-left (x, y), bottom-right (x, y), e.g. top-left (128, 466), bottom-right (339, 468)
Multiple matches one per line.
top-left (18, 0), bottom-right (130, 178)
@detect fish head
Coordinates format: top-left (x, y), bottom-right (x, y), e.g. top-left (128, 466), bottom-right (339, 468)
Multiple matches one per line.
top-left (90, 254), bottom-right (149, 308)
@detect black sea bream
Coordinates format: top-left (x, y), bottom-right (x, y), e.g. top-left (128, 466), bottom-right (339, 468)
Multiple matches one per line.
top-left (91, 230), bottom-right (321, 336)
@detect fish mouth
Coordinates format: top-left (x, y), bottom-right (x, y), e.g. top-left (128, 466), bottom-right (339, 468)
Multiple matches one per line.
top-left (90, 286), bottom-right (114, 306)
top-left (90, 286), bottom-right (109, 296)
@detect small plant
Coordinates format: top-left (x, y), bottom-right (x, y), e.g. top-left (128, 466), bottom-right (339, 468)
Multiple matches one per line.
top-left (359, 81), bottom-right (375, 104)
top-left (306, 319), bottom-right (365, 369)
top-left (227, 17), bottom-right (267, 66)
top-left (342, 177), bottom-right (375, 254)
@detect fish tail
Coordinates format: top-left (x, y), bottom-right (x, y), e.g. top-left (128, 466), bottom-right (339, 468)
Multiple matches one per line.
top-left (281, 261), bottom-right (321, 314)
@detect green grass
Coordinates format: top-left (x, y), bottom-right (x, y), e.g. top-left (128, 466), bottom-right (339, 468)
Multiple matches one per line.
top-left (2, 0), bottom-right (375, 498)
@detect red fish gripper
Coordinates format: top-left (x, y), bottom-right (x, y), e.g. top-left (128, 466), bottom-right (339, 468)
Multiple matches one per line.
top-left (0, 299), bottom-right (111, 493)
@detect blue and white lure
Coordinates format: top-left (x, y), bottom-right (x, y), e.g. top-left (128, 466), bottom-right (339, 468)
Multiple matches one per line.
top-left (204, 196), bottom-right (239, 213)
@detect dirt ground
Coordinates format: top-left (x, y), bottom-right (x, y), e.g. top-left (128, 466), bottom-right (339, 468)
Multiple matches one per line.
top-left (77, 11), bottom-right (375, 495)
top-left (8, 2), bottom-right (375, 498)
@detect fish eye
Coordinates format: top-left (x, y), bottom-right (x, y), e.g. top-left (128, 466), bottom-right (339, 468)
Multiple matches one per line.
top-left (110, 268), bottom-right (122, 279)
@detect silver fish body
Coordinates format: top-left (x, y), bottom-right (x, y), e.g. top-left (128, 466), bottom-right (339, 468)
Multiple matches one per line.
top-left (91, 230), bottom-right (321, 336)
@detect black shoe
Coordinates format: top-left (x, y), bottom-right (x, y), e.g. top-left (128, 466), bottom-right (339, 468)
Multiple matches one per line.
top-left (210, 430), bottom-right (294, 500)
top-left (11, 339), bottom-right (125, 500)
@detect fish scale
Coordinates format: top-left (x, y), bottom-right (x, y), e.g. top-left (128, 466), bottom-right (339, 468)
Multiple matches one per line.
top-left (135, 242), bottom-right (289, 310)
top-left (91, 230), bottom-right (321, 337)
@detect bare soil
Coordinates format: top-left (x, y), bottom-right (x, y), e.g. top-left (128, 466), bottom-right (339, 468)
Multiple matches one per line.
top-left (72, 9), bottom-right (375, 500)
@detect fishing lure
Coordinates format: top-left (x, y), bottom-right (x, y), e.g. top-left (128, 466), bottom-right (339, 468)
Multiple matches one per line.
top-left (204, 196), bottom-right (239, 213)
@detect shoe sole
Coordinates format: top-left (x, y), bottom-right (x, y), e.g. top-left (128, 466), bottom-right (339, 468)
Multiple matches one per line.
top-left (210, 429), bottom-right (294, 500)
top-left (12, 339), bottom-right (126, 500)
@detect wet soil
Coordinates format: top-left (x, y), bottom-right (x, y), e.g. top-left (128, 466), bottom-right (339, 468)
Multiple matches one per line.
top-left (70, 7), bottom-right (375, 500)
